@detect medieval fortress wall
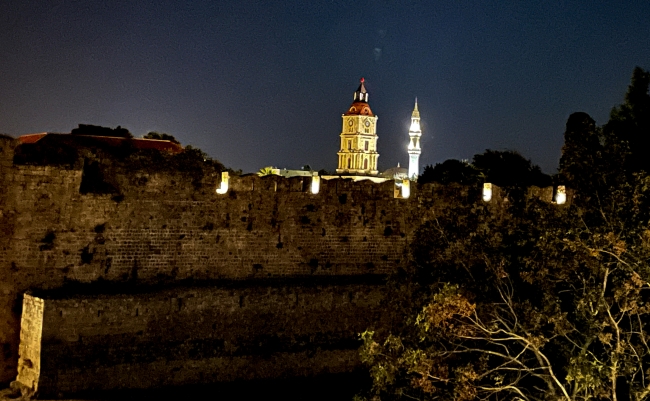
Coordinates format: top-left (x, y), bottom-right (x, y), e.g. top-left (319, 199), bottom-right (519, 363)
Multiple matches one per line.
top-left (0, 136), bottom-right (501, 395)
top-left (0, 135), bottom-right (562, 396)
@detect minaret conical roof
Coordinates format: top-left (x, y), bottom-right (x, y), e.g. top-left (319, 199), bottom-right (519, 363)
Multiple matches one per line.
top-left (412, 98), bottom-right (420, 119)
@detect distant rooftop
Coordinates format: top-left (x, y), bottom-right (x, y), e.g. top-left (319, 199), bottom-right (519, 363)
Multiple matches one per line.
top-left (18, 132), bottom-right (184, 154)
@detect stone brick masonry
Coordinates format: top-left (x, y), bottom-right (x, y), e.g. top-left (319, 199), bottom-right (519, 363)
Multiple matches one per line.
top-left (0, 136), bottom-right (533, 395)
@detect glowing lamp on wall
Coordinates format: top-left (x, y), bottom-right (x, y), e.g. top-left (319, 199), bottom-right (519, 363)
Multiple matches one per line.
top-left (216, 171), bottom-right (229, 194)
top-left (555, 185), bottom-right (566, 205)
top-left (401, 179), bottom-right (410, 198)
top-left (483, 183), bottom-right (492, 202)
top-left (310, 176), bottom-right (320, 195)
top-left (393, 179), bottom-right (410, 199)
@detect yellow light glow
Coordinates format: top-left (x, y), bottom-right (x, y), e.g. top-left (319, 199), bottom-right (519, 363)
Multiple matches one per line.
top-left (401, 179), bottom-right (410, 199)
top-left (555, 185), bottom-right (566, 205)
top-left (483, 183), bottom-right (492, 202)
top-left (216, 171), bottom-right (229, 194)
top-left (310, 176), bottom-right (320, 194)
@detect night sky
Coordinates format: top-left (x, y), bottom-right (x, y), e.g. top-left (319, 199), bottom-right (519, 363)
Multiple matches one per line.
top-left (1, 1), bottom-right (649, 174)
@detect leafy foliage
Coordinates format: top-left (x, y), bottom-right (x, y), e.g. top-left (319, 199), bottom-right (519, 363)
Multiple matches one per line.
top-left (359, 68), bottom-right (650, 401)
top-left (418, 160), bottom-right (480, 185)
top-left (472, 149), bottom-right (551, 188)
top-left (605, 67), bottom-right (650, 175)
top-left (71, 124), bottom-right (133, 139)
top-left (559, 112), bottom-right (603, 193)
top-left (361, 180), bottom-right (650, 400)
top-left (143, 131), bottom-right (180, 143)
top-left (13, 128), bottom-right (230, 190)
top-left (258, 166), bottom-right (277, 176)
top-left (419, 150), bottom-right (551, 188)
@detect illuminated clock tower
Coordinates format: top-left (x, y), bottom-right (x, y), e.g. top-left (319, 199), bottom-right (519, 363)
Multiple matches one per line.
top-left (336, 78), bottom-right (379, 175)
top-left (407, 98), bottom-right (421, 179)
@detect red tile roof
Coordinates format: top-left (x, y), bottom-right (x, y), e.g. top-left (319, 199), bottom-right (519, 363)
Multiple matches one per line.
top-left (17, 133), bottom-right (184, 154)
top-left (344, 101), bottom-right (375, 116)
top-left (17, 133), bottom-right (48, 144)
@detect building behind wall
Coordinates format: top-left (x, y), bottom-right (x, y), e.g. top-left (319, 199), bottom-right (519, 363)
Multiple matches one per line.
top-left (407, 99), bottom-right (422, 179)
top-left (336, 78), bottom-right (379, 176)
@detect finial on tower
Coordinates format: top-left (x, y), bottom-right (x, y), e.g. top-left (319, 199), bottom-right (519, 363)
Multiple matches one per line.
top-left (412, 97), bottom-right (420, 118)
top-left (354, 78), bottom-right (369, 103)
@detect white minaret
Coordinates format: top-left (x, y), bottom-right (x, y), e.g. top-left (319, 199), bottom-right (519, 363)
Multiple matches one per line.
top-left (407, 98), bottom-right (422, 179)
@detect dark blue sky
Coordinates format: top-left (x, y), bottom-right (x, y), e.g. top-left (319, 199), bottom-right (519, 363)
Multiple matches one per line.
top-left (1, 0), bottom-right (649, 173)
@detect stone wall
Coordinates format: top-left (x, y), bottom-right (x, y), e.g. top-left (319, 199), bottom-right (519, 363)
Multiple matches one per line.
top-left (0, 141), bottom-right (562, 392)
top-left (0, 147), bottom-right (489, 385)
top-left (19, 280), bottom-right (385, 396)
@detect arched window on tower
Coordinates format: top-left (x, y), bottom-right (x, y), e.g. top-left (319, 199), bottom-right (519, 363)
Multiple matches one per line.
top-left (364, 159), bottom-right (368, 170)
top-left (347, 158), bottom-right (351, 169)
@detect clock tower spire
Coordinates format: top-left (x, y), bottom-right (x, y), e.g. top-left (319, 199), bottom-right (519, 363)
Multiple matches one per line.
top-left (336, 78), bottom-right (379, 176)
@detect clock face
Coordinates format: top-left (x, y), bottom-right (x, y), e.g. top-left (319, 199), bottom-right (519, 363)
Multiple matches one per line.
top-left (348, 120), bottom-right (353, 126)
top-left (365, 120), bottom-right (371, 127)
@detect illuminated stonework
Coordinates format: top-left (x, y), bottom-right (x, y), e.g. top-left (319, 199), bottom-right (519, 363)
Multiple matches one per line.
top-left (336, 78), bottom-right (379, 176)
top-left (215, 171), bottom-right (229, 194)
top-left (483, 183), bottom-right (493, 202)
top-left (555, 185), bottom-right (567, 204)
top-left (16, 294), bottom-right (44, 394)
top-left (407, 99), bottom-right (422, 179)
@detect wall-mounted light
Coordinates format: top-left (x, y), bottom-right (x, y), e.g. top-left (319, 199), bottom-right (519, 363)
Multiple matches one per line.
top-left (216, 171), bottom-right (229, 194)
top-left (394, 179), bottom-right (410, 199)
top-left (555, 185), bottom-right (566, 205)
top-left (310, 176), bottom-right (320, 195)
top-left (401, 179), bottom-right (410, 198)
top-left (483, 183), bottom-right (492, 202)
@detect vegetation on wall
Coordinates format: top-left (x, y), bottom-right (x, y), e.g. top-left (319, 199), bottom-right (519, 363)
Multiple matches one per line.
top-left (359, 67), bottom-right (650, 401)
top-left (12, 126), bottom-right (232, 191)
top-left (419, 150), bottom-right (551, 188)
top-left (71, 124), bottom-right (133, 138)
top-left (143, 131), bottom-right (180, 144)
top-left (257, 166), bottom-right (277, 176)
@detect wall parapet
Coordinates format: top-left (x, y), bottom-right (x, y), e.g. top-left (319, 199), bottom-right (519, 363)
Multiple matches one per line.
top-left (222, 174), bottom-right (573, 206)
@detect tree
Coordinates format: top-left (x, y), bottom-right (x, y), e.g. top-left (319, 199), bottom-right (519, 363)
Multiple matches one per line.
top-left (559, 112), bottom-right (603, 193)
top-left (359, 172), bottom-right (650, 401)
top-left (359, 72), bottom-right (650, 400)
top-left (472, 149), bottom-right (551, 188)
top-left (143, 131), bottom-right (180, 144)
top-left (257, 166), bottom-right (277, 176)
top-left (604, 67), bottom-right (650, 175)
top-left (418, 160), bottom-right (480, 185)
top-left (71, 124), bottom-right (133, 139)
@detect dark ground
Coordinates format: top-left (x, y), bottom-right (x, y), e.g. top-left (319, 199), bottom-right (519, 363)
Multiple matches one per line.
top-left (1, 371), bottom-right (370, 401)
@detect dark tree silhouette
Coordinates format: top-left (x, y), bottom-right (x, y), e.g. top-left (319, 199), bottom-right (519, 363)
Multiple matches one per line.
top-left (418, 160), bottom-right (480, 185)
top-left (472, 149), bottom-right (551, 187)
top-left (71, 124), bottom-right (133, 139)
top-left (143, 132), bottom-right (180, 144)
top-left (604, 67), bottom-right (650, 174)
top-left (559, 112), bottom-right (603, 192)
